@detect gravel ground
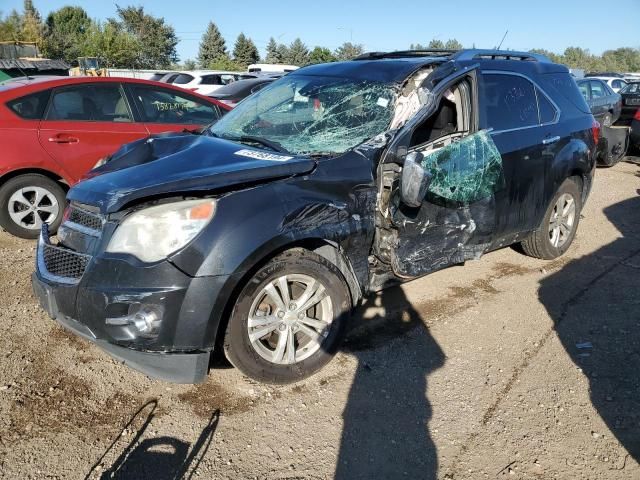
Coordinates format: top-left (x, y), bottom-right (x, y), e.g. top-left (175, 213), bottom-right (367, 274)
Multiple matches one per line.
top-left (0, 158), bottom-right (639, 480)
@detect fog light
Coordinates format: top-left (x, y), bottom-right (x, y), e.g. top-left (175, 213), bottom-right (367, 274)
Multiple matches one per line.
top-left (105, 304), bottom-right (164, 339)
top-left (131, 306), bottom-right (162, 337)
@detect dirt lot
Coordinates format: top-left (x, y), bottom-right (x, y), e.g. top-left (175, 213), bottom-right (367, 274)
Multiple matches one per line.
top-left (1, 158), bottom-right (639, 480)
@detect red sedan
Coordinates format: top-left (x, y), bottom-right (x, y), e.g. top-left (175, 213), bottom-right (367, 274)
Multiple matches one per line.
top-left (0, 76), bottom-right (230, 238)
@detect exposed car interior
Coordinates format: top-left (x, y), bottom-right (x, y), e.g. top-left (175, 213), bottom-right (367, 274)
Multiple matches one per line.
top-left (409, 78), bottom-right (472, 154)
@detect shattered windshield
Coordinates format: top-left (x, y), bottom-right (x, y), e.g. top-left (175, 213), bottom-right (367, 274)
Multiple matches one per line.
top-left (209, 74), bottom-right (396, 155)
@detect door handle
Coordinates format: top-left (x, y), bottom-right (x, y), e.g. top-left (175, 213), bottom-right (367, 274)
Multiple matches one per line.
top-left (542, 135), bottom-right (560, 145)
top-left (48, 136), bottom-right (79, 144)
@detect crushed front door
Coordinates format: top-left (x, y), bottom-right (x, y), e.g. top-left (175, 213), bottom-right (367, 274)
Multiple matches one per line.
top-left (390, 130), bottom-right (505, 278)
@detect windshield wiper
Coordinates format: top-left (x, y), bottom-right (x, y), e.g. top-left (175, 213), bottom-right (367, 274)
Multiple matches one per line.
top-left (238, 135), bottom-right (291, 154)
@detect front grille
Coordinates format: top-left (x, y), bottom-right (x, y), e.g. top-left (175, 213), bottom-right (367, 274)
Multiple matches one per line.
top-left (67, 205), bottom-right (103, 232)
top-left (41, 242), bottom-right (90, 280)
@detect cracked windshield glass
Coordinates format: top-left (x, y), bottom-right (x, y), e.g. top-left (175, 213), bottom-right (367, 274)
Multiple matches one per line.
top-left (210, 75), bottom-right (396, 155)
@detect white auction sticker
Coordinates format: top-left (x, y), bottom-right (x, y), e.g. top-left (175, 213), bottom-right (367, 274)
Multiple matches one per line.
top-left (234, 149), bottom-right (293, 162)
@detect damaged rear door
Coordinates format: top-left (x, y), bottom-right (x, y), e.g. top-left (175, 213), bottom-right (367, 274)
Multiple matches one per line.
top-left (382, 66), bottom-right (506, 278)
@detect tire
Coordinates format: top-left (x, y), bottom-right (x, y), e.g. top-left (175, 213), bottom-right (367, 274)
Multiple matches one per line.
top-left (520, 177), bottom-right (582, 260)
top-left (0, 174), bottom-right (66, 239)
top-left (224, 249), bottom-right (351, 384)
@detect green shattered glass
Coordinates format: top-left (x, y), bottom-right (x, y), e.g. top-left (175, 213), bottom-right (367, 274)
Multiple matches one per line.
top-left (420, 130), bottom-right (504, 203)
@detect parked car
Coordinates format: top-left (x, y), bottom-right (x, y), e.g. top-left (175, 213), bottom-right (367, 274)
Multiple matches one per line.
top-left (158, 72), bottom-right (180, 84)
top-left (576, 78), bottom-right (621, 126)
top-left (0, 76), bottom-right (230, 238)
top-left (585, 74), bottom-right (628, 93)
top-left (208, 77), bottom-right (275, 108)
top-left (32, 49), bottom-right (598, 384)
top-left (618, 81), bottom-right (640, 124)
top-left (630, 108), bottom-right (640, 149)
top-left (576, 79), bottom-right (626, 166)
top-left (170, 71), bottom-right (257, 96)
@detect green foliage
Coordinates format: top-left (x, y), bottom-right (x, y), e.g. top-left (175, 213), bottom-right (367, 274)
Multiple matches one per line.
top-left (334, 42), bottom-right (364, 61)
top-left (108, 5), bottom-right (178, 68)
top-left (232, 33), bottom-right (259, 68)
top-left (265, 37), bottom-right (280, 63)
top-left (198, 21), bottom-right (227, 68)
top-left (428, 39), bottom-right (444, 49)
top-left (207, 56), bottom-right (241, 71)
top-left (309, 46), bottom-right (336, 64)
top-left (287, 38), bottom-right (309, 65)
top-left (529, 47), bottom-right (640, 72)
top-left (41, 6), bottom-right (91, 63)
top-left (444, 39), bottom-right (463, 50)
top-left (82, 21), bottom-right (140, 68)
top-left (182, 58), bottom-right (196, 70)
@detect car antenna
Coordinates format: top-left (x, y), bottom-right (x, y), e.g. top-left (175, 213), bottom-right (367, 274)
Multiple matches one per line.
top-left (495, 30), bottom-right (509, 50)
top-left (12, 42), bottom-right (33, 81)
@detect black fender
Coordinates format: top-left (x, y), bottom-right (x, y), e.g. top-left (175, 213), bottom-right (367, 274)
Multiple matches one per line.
top-left (168, 152), bottom-right (378, 348)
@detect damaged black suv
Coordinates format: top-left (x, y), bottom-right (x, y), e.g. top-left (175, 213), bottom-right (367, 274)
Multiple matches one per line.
top-left (33, 49), bottom-right (598, 384)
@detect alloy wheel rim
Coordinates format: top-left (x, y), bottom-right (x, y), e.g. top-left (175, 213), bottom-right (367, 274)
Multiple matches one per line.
top-left (548, 193), bottom-right (576, 248)
top-left (247, 274), bottom-right (333, 365)
top-left (8, 186), bottom-right (59, 230)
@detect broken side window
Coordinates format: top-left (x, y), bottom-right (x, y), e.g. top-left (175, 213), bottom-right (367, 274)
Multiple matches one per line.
top-left (419, 130), bottom-right (504, 204)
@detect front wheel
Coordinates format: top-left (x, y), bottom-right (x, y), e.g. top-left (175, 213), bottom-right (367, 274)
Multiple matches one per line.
top-left (521, 178), bottom-right (582, 260)
top-left (0, 174), bottom-right (66, 239)
top-left (224, 249), bottom-right (351, 384)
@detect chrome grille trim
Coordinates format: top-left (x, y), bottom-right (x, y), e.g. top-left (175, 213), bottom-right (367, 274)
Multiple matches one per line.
top-left (37, 225), bottom-right (91, 285)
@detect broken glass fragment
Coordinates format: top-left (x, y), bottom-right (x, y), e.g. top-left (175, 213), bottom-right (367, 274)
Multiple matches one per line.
top-left (420, 130), bottom-right (504, 203)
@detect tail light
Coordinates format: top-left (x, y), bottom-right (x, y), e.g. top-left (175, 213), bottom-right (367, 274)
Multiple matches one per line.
top-left (592, 120), bottom-right (600, 146)
top-left (634, 108), bottom-right (640, 121)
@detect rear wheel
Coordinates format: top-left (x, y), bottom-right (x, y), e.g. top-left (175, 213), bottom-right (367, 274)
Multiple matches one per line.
top-left (224, 249), bottom-right (351, 384)
top-left (520, 178), bottom-right (582, 260)
top-left (0, 174), bottom-right (66, 239)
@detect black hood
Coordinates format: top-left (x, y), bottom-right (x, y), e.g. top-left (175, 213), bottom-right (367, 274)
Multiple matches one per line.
top-left (68, 132), bottom-right (316, 214)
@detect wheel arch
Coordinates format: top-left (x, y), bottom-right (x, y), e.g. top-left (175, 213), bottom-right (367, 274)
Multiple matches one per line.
top-left (208, 237), bottom-right (363, 353)
top-left (0, 167), bottom-right (70, 191)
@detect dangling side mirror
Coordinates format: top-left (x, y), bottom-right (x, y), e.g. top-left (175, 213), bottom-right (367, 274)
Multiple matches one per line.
top-left (400, 151), bottom-right (432, 208)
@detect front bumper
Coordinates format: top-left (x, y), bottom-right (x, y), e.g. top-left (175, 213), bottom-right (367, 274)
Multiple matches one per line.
top-left (32, 225), bottom-right (229, 384)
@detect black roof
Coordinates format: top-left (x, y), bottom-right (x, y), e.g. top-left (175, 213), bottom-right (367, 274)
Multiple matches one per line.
top-left (292, 57), bottom-right (447, 83)
top-left (291, 49), bottom-right (567, 84)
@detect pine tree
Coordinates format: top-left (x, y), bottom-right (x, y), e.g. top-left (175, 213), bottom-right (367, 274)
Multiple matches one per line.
top-left (334, 42), bottom-right (364, 61)
top-left (276, 43), bottom-right (289, 64)
top-left (21, 0), bottom-right (44, 45)
top-left (198, 21), bottom-right (227, 68)
top-left (287, 38), bottom-right (309, 66)
top-left (428, 39), bottom-right (445, 49)
top-left (232, 33), bottom-right (259, 67)
top-left (265, 37), bottom-right (280, 63)
top-left (444, 39), bottom-right (462, 50)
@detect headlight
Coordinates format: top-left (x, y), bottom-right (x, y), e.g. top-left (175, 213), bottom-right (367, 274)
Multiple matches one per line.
top-left (106, 199), bottom-right (216, 262)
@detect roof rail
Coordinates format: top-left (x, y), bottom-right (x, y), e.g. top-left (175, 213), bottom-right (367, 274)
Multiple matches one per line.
top-left (353, 49), bottom-right (458, 61)
top-left (352, 48), bottom-right (552, 63)
top-left (452, 49), bottom-right (551, 62)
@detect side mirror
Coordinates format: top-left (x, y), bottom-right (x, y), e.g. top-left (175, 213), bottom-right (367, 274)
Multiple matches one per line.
top-left (401, 151), bottom-right (432, 208)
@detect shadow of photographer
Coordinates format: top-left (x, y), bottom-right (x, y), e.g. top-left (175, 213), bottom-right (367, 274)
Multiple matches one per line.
top-left (335, 284), bottom-right (445, 479)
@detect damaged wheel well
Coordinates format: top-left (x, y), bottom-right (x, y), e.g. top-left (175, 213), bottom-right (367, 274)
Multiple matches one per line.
top-left (213, 239), bottom-right (362, 353)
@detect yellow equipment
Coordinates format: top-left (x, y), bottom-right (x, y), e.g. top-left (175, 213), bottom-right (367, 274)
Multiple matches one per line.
top-left (70, 57), bottom-right (108, 77)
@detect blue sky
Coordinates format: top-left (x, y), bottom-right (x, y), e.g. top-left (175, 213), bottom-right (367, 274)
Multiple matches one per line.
top-left (3, 0), bottom-right (639, 61)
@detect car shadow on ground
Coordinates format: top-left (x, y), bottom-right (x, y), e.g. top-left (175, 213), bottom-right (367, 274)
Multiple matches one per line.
top-left (84, 400), bottom-right (219, 480)
top-left (334, 284), bottom-right (445, 479)
top-left (539, 190), bottom-right (640, 465)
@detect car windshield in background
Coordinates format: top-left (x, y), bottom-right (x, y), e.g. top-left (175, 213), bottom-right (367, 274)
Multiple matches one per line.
top-left (621, 83), bottom-right (640, 94)
top-left (210, 75), bottom-right (396, 155)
